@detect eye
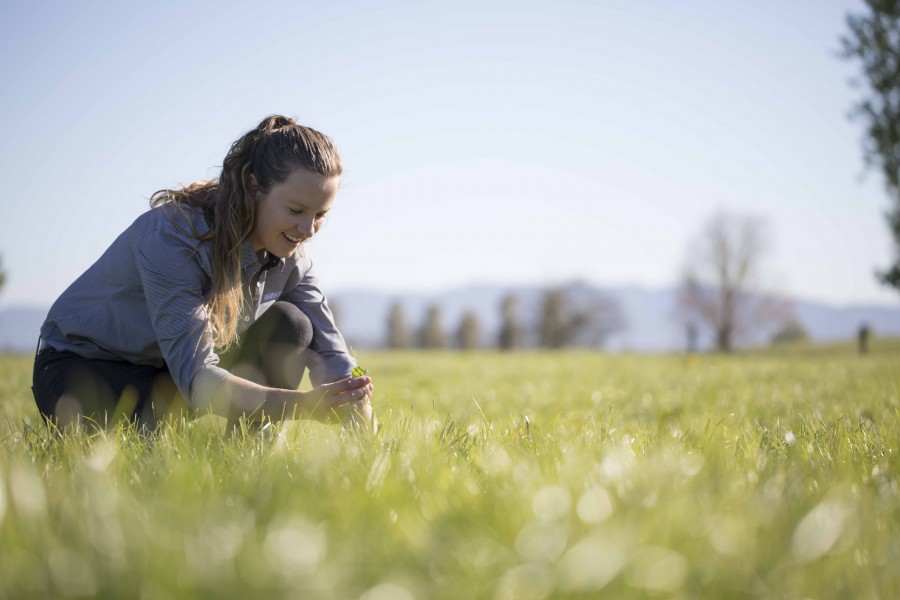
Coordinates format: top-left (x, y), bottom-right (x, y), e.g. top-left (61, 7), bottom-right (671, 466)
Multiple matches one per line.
top-left (289, 208), bottom-right (304, 215)
top-left (316, 212), bottom-right (328, 220)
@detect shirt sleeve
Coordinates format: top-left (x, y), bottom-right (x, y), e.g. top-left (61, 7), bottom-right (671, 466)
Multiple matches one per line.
top-left (279, 260), bottom-right (355, 386)
top-left (132, 224), bottom-right (227, 409)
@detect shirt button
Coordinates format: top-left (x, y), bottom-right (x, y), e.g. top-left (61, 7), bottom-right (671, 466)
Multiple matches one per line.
top-left (243, 316), bottom-right (251, 322)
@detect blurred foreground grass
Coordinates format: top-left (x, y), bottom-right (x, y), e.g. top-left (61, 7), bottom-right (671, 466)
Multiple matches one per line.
top-left (1, 341), bottom-right (899, 599)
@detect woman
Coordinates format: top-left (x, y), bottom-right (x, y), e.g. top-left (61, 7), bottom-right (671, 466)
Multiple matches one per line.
top-left (32, 115), bottom-right (373, 430)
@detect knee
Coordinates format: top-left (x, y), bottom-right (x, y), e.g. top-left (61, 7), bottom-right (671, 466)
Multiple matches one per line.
top-left (266, 301), bottom-right (313, 349)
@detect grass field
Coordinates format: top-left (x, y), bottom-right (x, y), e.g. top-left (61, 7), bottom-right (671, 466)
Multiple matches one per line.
top-left (1, 341), bottom-right (899, 599)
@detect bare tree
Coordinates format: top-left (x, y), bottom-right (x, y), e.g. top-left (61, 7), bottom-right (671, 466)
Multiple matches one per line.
top-left (456, 311), bottom-right (481, 350)
top-left (419, 304), bottom-right (446, 349)
top-left (498, 293), bottom-right (523, 350)
top-left (538, 286), bottom-right (625, 349)
top-left (386, 301), bottom-right (411, 349)
top-left (0, 255), bottom-right (5, 295)
top-left (679, 211), bottom-right (787, 352)
top-left (841, 3), bottom-right (900, 291)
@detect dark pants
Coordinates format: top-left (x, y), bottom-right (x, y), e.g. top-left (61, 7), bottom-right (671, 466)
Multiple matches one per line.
top-left (32, 302), bottom-right (313, 430)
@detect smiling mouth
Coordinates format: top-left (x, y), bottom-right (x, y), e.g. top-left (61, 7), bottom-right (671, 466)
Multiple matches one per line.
top-left (283, 232), bottom-right (305, 244)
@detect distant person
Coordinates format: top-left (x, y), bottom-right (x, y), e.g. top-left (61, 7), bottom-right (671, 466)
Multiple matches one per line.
top-left (858, 323), bottom-right (871, 355)
top-left (33, 115), bottom-right (373, 430)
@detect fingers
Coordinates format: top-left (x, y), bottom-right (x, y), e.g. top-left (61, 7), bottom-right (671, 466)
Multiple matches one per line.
top-left (306, 375), bottom-right (374, 424)
top-left (333, 383), bottom-right (372, 406)
top-left (314, 381), bottom-right (371, 408)
top-left (322, 375), bottom-right (372, 396)
top-left (329, 387), bottom-right (373, 423)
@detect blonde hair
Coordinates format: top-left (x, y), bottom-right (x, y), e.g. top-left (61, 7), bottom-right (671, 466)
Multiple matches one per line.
top-left (150, 115), bottom-right (342, 350)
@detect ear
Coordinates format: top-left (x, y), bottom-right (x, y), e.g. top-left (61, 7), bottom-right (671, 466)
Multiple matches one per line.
top-left (247, 173), bottom-right (259, 199)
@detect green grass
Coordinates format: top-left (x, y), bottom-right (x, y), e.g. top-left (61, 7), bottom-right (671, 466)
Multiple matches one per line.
top-left (1, 343), bottom-right (899, 599)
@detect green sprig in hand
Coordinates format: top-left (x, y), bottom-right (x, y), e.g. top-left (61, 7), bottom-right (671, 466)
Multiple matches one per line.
top-left (349, 347), bottom-right (377, 431)
top-left (350, 347), bottom-right (368, 379)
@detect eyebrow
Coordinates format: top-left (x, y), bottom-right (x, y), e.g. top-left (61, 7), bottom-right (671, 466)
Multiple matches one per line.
top-left (287, 200), bottom-right (331, 213)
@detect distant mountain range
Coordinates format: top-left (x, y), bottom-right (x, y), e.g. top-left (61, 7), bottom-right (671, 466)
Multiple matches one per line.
top-left (3, 283), bottom-right (898, 353)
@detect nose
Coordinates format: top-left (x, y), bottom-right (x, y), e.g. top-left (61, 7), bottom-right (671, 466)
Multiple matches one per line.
top-left (294, 215), bottom-right (316, 237)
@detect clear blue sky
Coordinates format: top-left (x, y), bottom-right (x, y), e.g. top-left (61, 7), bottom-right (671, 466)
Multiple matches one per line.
top-left (0, 0), bottom-right (896, 308)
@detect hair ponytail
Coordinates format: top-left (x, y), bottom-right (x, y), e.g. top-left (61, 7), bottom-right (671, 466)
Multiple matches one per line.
top-left (151, 115), bottom-right (342, 351)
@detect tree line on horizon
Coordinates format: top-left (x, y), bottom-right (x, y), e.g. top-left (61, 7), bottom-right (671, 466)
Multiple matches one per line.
top-left (353, 214), bottom-right (818, 353)
top-left (374, 287), bottom-right (628, 352)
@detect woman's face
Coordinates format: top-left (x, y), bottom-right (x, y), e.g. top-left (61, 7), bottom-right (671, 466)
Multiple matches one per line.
top-left (249, 168), bottom-right (340, 258)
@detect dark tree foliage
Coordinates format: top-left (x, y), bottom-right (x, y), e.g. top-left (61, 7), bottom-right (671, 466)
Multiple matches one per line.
top-left (419, 304), bottom-right (446, 349)
top-left (539, 288), bottom-right (582, 349)
top-left (770, 318), bottom-right (810, 345)
top-left (538, 287), bottom-right (624, 349)
top-left (456, 311), bottom-right (481, 350)
top-left (386, 301), bottom-right (411, 349)
top-left (842, 1), bottom-right (900, 290)
top-left (497, 293), bottom-right (523, 350)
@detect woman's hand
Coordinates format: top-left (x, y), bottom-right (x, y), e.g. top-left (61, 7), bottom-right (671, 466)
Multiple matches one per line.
top-left (299, 375), bottom-right (373, 424)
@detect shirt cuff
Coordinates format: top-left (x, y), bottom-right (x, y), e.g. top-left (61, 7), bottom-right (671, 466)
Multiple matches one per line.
top-left (308, 352), bottom-right (356, 387)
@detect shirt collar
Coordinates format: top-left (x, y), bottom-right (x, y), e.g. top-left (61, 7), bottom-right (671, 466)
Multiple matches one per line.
top-left (239, 239), bottom-right (286, 273)
top-left (261, 252), bottom-right (285, 272)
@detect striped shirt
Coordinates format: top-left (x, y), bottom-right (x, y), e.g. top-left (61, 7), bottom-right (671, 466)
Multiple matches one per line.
top-left (40, 203), bottom-right (354, 409)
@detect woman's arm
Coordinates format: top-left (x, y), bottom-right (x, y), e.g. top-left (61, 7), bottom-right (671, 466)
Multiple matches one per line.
top-left (275, 261), bottom-right (375, 426)
top-left (205, 372), bottom-right (373, 423)
top-left (278, 260), bottom-right (357, 386)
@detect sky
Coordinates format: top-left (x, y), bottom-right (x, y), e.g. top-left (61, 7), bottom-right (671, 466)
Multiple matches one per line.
top-left (0, 0), bottom-right (897, 309)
